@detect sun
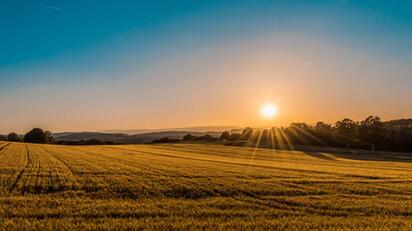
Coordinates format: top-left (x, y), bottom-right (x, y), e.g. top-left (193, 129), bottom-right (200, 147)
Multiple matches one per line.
top-left (261, 104), bottom-right (278, 119)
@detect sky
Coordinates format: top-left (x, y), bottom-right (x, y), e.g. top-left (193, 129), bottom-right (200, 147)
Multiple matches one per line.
top-left (1, 0), bottom-right (412, 133)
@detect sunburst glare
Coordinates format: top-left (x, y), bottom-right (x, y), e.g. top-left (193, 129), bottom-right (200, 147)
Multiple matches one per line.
top-left (261, 104), bottom-right (278, 119)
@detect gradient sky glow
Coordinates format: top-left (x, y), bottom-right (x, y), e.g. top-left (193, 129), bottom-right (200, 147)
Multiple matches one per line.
top-left (1, 0), bottom-right (412, 133)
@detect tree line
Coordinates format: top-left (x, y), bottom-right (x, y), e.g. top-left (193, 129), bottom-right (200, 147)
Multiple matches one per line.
top-left (1, 116), bottom-right (411, 152)
top-left (0, 128), bottom-right (54, 144)
top-left (219, 116), bottom-right (412, 152)
top-left (0, 128), bottom-right (115, 145)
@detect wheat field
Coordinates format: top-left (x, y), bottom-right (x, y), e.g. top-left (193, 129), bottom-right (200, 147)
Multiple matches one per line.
top-left (0, 141), bottom-right (412, 230)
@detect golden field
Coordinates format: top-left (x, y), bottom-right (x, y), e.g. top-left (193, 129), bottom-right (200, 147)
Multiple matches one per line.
top-left (0, 141), bottom-right (412, 230)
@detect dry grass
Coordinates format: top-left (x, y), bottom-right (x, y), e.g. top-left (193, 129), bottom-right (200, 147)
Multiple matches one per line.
top-left (0, 141), bottom-right (412, 230)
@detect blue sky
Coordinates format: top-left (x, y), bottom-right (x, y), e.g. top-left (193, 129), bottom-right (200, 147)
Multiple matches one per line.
top-left (1, 0), bottom-right (412, 132)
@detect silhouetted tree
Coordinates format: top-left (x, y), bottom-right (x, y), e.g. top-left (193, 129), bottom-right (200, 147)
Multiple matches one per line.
top-left (45, 130), bottom-right (55, 144)
top-left (183, 134), bottom-right (196, 141)
top-left (314, 122), bottom-right (334, 145)
top-left (315, 122), bottom-right (332, 134)
top-left (240, 127), bottom-right (254, 141)
top-left (359, 116), bottom-right (386, 151)
top-left (24, 128), bottom-right (48, 144)
top-left (290, 123), bottom-right (311, 130)
top-left (220, 131), bottom-right (230, 140)
top-left (152, 137), bottom-right (179, 143)
top-left (0, 135), bottom-right (7, 141)
top-left (289, 122), bottom-right (324, 145)
top-left (7, 132), bottom-right (21, 142)
top-left (386, 127), bottom-right (412, 151)
top-left (83, 139), bottom-right (103, 145)
top-left (286, 123), bottom-right (311, 145)
top-left (228, 133), bottom-right (241, 141)
top-left (334, 119), bottom-right (358, 149)
top-left (201, 134), bottom-right (214, 141)
top-left (183, 133), bottom-right (216, 142)
top-left (259, 129), bottom-right (272, 147)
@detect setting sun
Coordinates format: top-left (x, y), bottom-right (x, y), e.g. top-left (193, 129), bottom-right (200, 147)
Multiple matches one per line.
top-left (261, 104), bottom-right (278, 119)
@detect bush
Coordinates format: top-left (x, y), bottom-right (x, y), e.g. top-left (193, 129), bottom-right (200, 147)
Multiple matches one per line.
top-left (0, 135), bottom-right (7, 141)
top-left (7, 132), bottom-right (21, 142)
top-left (24, 128), bottom-right (53, 144)
top-left (152, 137), bottom-right (180, 143)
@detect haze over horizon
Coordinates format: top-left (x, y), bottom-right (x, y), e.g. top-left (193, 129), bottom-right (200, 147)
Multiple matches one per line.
top-left (1, 0), bottom-right (412, 134)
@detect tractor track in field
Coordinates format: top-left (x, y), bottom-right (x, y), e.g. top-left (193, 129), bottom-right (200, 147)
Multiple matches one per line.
top-left (65, 146), bottom-right (196, 182)
top-left (0, 143), bottom-right (11, 155)
top-left (71, 147), bottom-right (160, 175)
top-left (41, 147), bottom-right (76, 176)
top-left (9, 144), bottom-right (30, 193)
top-left (40, 147), bottom-right (80, 189)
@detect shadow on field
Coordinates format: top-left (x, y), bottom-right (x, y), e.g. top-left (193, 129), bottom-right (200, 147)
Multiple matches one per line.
top-left (229, 143), bottom-right (412, 163)
top-left (302, 152), bottom-right (337, 161)
top-left (329, 150), bottom-right (412, 162)
top-left (299, 147), bottom-right (412, 163)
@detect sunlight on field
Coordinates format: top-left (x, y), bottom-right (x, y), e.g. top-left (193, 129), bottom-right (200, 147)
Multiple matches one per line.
top-left (0, 141), bottom-right (412, 230)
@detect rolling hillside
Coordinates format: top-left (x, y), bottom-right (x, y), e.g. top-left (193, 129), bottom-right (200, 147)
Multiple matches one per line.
top-left (53, 131), bottom-right (221, 143)
top-left (0, 141), bottom-right (412, 230)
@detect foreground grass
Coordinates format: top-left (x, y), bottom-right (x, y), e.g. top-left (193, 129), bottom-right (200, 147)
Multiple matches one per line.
top-left (0, 141), bottom-right (412, 230)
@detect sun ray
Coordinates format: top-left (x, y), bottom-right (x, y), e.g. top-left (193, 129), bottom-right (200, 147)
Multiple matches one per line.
top-left (269, 128), bottom-right (276, 150)
top-left (293, 126), bottom-right (326, 146)
top-left (279, 128), bottom-right (295, 151)
top-left (288, 127), bottom-right (310, 146)
top-left (248, 131), bottom-right (263, 164)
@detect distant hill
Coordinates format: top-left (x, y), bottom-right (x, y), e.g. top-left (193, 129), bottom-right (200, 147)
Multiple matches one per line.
top-left (99, 129), bottom-right (152, 135)
top-left (53, 130), bottom-right (222, 144)
top-left (129, 131), bottom-right (221, 143)
top-left (53, 132), bottom-right (129, 142)
top-left (385, 119), bottom-right (412, 128)
top-left (100, 126), bottom-right (241, 135)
